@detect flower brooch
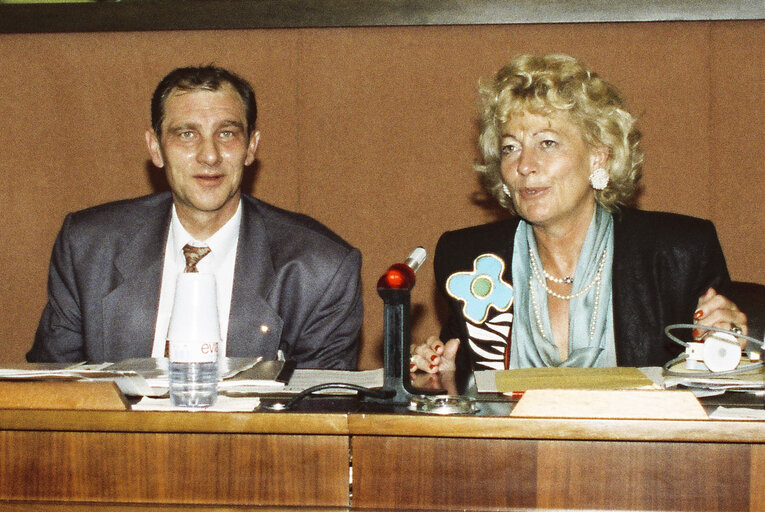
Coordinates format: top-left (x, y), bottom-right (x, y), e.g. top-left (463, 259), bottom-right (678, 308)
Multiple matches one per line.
top-left (446, 253), bottom-right (514, 324)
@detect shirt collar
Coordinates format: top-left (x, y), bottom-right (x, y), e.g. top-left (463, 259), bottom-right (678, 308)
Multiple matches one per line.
top-left (170, 200), bottom-right (242, 263)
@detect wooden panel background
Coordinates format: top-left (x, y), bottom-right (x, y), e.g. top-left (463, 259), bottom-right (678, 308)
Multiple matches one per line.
top-left (351, 436), bottom-right (754, 510)
top-left (0, 431), bottom-right (349, 506)
top-left (0, 20), bottom-right (763, 369)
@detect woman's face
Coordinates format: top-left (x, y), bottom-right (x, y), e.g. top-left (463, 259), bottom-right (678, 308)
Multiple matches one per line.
top-left (500, 111), bottom-right (604, 232)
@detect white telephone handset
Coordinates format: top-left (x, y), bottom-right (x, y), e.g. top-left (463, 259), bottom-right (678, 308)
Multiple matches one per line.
top-left (663, 324), bottom-right (763, 377)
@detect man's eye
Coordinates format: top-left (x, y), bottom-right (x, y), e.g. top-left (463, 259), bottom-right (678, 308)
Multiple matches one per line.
top-left (179, 131), bottom-right (195, 139)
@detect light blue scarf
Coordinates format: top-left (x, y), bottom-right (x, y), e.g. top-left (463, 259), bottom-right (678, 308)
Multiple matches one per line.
top-left (509, 205), bottom-right (616, 368)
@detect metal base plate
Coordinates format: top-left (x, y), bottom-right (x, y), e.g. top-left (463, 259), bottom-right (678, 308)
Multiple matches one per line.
top-left (408, 394), bottom-right (479, 415)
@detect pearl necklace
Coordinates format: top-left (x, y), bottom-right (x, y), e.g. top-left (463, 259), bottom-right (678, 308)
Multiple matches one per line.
top-left (528, 250), bottom-right (607, 343)
top-left (544, 271), bottom-right (574, 284)
top-left (528, 248), bottom-right (607, 301)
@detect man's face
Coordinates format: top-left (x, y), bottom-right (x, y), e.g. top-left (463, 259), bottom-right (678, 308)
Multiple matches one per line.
top-left (146, 85), bottom-right (259, 226)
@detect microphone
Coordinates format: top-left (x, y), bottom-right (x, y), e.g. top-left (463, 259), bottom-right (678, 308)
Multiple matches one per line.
top-left (377, 247), bottom-right (427, 289)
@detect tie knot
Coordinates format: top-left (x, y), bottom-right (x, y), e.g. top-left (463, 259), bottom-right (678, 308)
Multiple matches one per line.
top-left (182, 244), bottom-right (211, 273)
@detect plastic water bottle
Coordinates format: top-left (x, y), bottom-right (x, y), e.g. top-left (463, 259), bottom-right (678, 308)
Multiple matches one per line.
top-left (166, 273), bottom-right (220, 408)
top-left (169, 360), bottom-right (218, 408)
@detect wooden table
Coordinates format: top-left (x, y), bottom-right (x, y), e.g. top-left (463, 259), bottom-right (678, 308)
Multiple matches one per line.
top-left (349, 411), bottom-right (765, 511)
top-left (0, 408), bottom-right (350, 510)
top-left (1, 398), bottom-right (764, 511)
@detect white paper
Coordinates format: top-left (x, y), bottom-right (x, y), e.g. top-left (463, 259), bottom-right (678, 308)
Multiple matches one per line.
top-left (474, 370), bottom-right (498, 393)
top-left (131, 395), bottom-right (260, 412)
top-left (709, 406), bottom-right (765, 420)
top-left (0, 359), bottom-right (266, 398)
top-left (281, 368), bottom-right (384, 394)
top-left (0, 362), bottom-right (108, 379)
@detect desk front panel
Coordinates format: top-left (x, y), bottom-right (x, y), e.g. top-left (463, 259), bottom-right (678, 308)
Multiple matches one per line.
top-left (352, 436), bottom-right (765, 511)
top-left (0, 430), bottom-right (349, 507)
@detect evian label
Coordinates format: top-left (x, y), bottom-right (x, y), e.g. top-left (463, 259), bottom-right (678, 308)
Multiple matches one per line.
top-left (168, 339), bottom-right (218, 363)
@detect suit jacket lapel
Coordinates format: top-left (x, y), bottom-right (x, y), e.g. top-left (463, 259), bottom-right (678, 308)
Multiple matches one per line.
top-left (226, 197), bottom-right (283, 359)
top-left (611, 208), bottom-right (645, 366)
top-left (102, 198), bottom-right (171, 362)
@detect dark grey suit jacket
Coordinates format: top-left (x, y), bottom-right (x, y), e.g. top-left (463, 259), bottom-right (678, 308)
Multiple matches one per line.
top-left (435, 208), bottom-right (731, 368)
top-left (28, 192), bottom-right (363, 369)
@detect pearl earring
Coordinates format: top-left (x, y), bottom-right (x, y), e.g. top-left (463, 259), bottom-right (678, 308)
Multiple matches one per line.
top-left (589, 168), bottom-right (609, 190)
top-left (502, 184), bottom-right (511, 196)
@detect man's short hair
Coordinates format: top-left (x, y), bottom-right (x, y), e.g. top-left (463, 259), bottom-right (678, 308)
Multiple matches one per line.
top-left (151, 65), bottom-right (257, 138)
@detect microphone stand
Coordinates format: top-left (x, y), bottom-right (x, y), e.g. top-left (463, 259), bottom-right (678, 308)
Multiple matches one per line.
top-left (263, 264), bottom-right (476, 412)
top-left (366, 286), bottom-right (445, 404)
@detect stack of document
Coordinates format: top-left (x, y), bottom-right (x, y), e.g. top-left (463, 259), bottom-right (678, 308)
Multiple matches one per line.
top-left (662, 360), bottom-right (765, 395)
top-left (0, 358), bottom-right (287, 397)
top-left (282, 368), bottom-right (384, 394)
top-left (0, 360), bottom-right (385, 398)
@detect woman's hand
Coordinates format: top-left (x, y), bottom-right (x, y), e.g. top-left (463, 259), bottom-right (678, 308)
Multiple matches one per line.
top-left (694, 288), bottom-right (748, 345)
top-left (409, 336), bottom-right (460, 374)
top-left (409, 370), bottom-right (459, 395)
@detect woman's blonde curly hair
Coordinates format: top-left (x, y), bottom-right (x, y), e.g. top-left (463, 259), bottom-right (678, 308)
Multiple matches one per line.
top-left (476, 54), bottom-right (643, 214)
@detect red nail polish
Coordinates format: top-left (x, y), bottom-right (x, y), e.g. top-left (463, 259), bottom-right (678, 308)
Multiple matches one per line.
top-left (410, 362), bottom-right (417, 371)
top-left (430, 354), bottom-right (438, 362)
top-left (692, 328), bottom-right (701, 339)
top-left (429, 364), bottom-right (436, 370)
top-left (694, 310), bottom-right (703, 320)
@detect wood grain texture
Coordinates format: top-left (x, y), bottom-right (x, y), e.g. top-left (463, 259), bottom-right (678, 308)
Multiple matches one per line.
top-left (348, 413), bottom-right (765, 442)
top-left (751, 444), bottom-right (765, 512)
top-left (352, 436), bottom-right (538, 509)
top-left (2, 408), bottom-right (765, 510)
top-left (0, 505), bottom-right (350, 512)
top-left (0, 431), bottom-right (349, 506)
top-left (351, 436), bottom-right (757, 511)
top-left (0, 382), bottom-right (128, 410)
top-left (535, 440), bottom-right (749, 511)
top-left (0, 410), bottom-right (349, 434)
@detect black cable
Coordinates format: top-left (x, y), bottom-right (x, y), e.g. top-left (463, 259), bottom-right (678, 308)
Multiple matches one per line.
top-left (271, 383), bottom-right (396, 410)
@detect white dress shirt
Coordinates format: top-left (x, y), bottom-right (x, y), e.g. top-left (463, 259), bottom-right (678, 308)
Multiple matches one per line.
top-left (151, 201), bottom-right (242, 357)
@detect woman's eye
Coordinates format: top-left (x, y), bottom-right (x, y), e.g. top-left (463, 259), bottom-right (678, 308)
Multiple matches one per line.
top-left (501, 144), bottom-right (517, 156)
top-left (541, 139), bottom-right (557, 148)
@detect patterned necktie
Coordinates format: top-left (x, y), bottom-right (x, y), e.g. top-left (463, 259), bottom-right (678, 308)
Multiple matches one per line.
top-left (182, 244), bottom-right (211, 273)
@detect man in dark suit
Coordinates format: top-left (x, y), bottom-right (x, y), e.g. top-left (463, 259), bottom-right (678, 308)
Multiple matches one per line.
top-left (28, 66), bottom-right (362, 369)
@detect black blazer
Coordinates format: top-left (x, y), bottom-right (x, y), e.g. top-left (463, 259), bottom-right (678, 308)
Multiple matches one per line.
top-left (28, 192), bottom-right (363, 369)
top-left (434, 208), bottom-right (731, 368)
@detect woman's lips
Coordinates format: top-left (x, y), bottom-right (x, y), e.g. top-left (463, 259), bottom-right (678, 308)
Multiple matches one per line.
top-left (518, 187), bottom-right (549, 200)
